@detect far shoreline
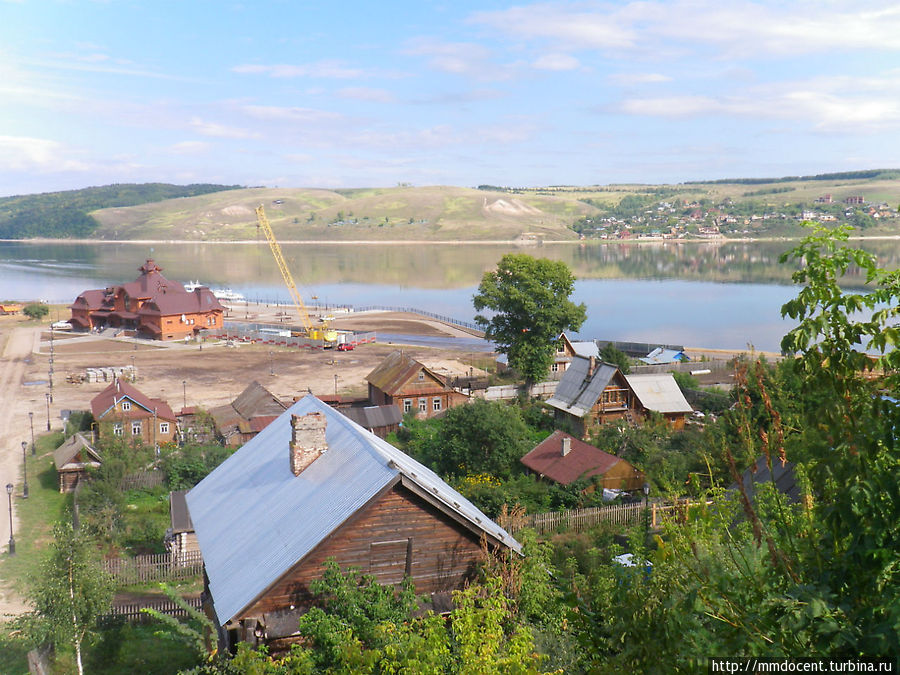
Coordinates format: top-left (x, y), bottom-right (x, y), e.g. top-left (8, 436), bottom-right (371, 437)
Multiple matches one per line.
top-left (6, 234), bottom-right (900, 246)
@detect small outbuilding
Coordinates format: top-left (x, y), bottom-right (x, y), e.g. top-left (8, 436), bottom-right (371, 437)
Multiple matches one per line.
top-left (53, 433), bottom-right (101, 492)
top-left (209, 381), bottom-right (288, 446)
top-left (520, 430), bottom-right (644, 490)
top-left (624, 373), bottom-right (693, 430)
top-left (166, 489), bottom-right (201, 565)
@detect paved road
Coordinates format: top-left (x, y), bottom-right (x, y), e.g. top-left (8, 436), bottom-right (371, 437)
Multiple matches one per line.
top-left (0, 326), bottom-right (41, 618)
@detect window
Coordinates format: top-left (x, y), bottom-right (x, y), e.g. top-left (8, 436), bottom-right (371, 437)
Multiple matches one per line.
top-left (160, 422), bottom-right (170, 434)
top-left (113, 423), bottom-right (123, 437)
top-left (131, 421), bottom-right (142, 436)
top-left (417, 372), bottom-right (424, 381)
top-left (403, 399), bottom-right (412, 413)
top-left (433, 397), bottom-right (442, 412)
top-left (418, 398), bottom-right (427, 412)
top-left (551, 363), bottom-right (559, 372)
top-left (121, 401), bottom-right (131, 411)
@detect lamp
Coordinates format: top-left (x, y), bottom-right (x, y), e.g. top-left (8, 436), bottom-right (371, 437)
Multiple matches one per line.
top-left (21, 442), bottom-right (28, 499)
top-left (5, 483), bottom-right (14, 555)
top-left (45, 392), bottom-right (51, 431)
top-left (29, 411), bottom-right (35, 456)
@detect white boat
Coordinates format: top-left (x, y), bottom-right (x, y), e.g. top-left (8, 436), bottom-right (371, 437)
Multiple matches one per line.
top-left (212, 288), bottom-right (245, 302)
top-left (183, 280), bottom-right (205, 292)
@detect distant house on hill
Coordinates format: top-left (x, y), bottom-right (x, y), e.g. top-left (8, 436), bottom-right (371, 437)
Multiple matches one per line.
top-left (186, 395), bottom-right (520, 650)
top-left (91, 378), bottom-right (177, 446)
top-left (210, 381), bottom-right (288, 447)
top-left (53, 433), bottom-right (101, 492)
top-left (521, 430), bottom-right (644, 491)
top-left (69, 259), bottom-right (224, 340)
top-left (366, 350), bottom-right (468, 419)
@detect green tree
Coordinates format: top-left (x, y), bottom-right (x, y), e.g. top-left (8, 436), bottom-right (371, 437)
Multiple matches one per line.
top-left (26, 522), bottom-right (113, 675)
top-left (474, 254), bottom-right (586, 384)
top-left (23, 302), bottom-right (49, 320)
top-left (599, 343), bottom-right (631, 374)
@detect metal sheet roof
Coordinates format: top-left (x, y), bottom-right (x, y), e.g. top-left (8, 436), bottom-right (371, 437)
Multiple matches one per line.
top-left (624, 374), bottom-right (693, 414)
top-left (545, 356), bottom-right (618, 418)
top-left (639, 347), bottom-right (688, 365)
top-left (340, 405), bottom-right (402, 430)
top-left (571, 341), bottom-right (599, 358)
top-left (186, 394), bottom-right (519, 626)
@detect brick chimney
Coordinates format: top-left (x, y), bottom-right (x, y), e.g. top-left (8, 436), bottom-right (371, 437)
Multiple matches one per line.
top-left (587, 356), bottom-right (597, 378)
top-left (290, 412), bottom-right (328, 476)
top-left (561, 436), bottom-right (571, 457)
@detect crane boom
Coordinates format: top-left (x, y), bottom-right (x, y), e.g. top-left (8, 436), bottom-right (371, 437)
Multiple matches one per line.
top-left (255, 204), bottom-right (313, 332)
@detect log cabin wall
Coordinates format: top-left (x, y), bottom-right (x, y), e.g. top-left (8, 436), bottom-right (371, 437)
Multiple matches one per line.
top-left (238, 483), bottom-right (484, 620)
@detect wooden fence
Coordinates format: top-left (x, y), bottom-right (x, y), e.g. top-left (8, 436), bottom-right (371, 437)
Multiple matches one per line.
top-left (119, 470), bottom-right (165, 490)
top-left (502, 500), bottom-right (708, 535)
top-left (102, 595), bottom-right (203, 623)
top-left (102, 551), bottom-right (204, 586)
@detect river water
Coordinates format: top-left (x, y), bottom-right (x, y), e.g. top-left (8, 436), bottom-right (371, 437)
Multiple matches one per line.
top-left (2, 239), bottom-right (897, 352)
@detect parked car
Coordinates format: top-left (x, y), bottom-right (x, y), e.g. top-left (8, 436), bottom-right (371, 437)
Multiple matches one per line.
top-left (51, 321), bottom-right (73, 330)
top-left (337, 342), bottom-right (354, 351)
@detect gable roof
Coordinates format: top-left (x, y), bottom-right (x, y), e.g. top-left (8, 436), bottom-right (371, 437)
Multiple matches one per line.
top-left (624, 374), bottom-right (693, 414)
top-left (520, 430), bottom-right (624, 486)
top-left (339, 404), bottom-right (403, 430)
top-left (53, 433), bottom-right (101, 470)
top-left (169, 489), bottom-right (194, 534)
top-left (639, 347), bottom-right (688, 365)
top-left (545, 355), bottom-right (620, 418)
top-left (186, 395), bottom-right (520, 626)
top-left (90, 378), bottom-right (176, 422)
top-left (231, 381), bottom-right (288, 419)
top-left (733, 456), bottom-right (800, 504)
top-left (138, 288), bottom-right (223, 317)
top-left (365, 350), bottom-right (446, 395)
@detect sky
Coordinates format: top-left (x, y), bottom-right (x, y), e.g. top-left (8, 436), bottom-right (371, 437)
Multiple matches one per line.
top-left (2, 0), bottom-right (900, 196)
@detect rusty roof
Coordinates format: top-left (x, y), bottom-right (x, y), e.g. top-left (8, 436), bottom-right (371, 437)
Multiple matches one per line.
top-left (520, 430), bottom-right (623, 486)
top-left (90, 378), bottom-right (176, 422)
top-left (231, 381), bottom-right (288, 419)
top-left (365, 350), bottom-right (448, 395)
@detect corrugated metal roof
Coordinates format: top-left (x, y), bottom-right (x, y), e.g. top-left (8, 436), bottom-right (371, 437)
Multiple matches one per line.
top-left (186, 395), bottom-right (520, 627)
top-left (624, 374), bottom-right (693, 414)
top-left (545, 356), bottom-right (617, 418)
top-left (571, 341), bottom-right (599, 358)
top-left (169, 489), bottom-right (194, 533)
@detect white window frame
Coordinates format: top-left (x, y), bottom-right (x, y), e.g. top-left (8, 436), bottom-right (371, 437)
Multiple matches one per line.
top-left (121, 401), bottom-right (131, 411)
top-left (131, 421), bottom-right (142, 436)
top-left (160, 422), bottom-right (170, 434)
top-left (418, 398), bottom-right (427, 413)
top-left (113, 423), bottom-right (123, 437)
top-left (432, 397), bottom-right (442, 412)
top-left (403, 399), bottom-right (412, 413)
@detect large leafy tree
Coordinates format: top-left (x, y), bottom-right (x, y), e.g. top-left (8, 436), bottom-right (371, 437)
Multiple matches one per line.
top-left (474, 254), bottom-right (586, 383)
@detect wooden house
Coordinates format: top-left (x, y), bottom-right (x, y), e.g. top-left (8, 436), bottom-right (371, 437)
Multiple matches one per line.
top-left (366, 351), bottom-right (468, 419)
top-left (338, 404), bottom-right (402, 439)
top-left (91, 378), bottom-right (178, 446)
top-left (53, 433), bottom-right (101, 492)
top-left (520, 430), bottom-right (644, 491)
top-left (552, 333), bottom-right (599, 376)
top-left (545, 356), bottom-right (692, 437)
top-left (69, 259), bottom-right (224, 340)
top-left (166, 490), bottom-right (201, 565)
top-left (209, 381), bottom-right (287, 447)
top-left (186, 395), bottom-right (520, 651)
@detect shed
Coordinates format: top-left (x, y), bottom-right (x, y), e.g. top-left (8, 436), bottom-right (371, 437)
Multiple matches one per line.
top-left (338, 404), bottom-right (402, 438)
top-left (624, 373), bottom-right (693, 429)
top-left (53, 433), bottom-right (101, 492)
top-left (166, 490), bottom-right (201, 565)
top-left (187, 395), bottom-right (520, 650)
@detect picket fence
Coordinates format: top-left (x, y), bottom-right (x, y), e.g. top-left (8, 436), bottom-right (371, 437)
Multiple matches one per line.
top-left (102, 551), bottom-right (204, 585)
top-left (102, 595), bottom-right (203, 623)
top-left (503, 500), bottom-right (705, 535)
top-left (119, 470), bottom-right (165, 490)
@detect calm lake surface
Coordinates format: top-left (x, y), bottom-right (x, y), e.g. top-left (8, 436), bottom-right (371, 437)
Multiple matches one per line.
top-left (3, 239), bottom-right (898, 352)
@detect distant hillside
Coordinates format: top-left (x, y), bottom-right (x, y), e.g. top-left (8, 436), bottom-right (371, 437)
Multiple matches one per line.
top-left (89, 186), bottom-right (592, 241)
top-left (0, 183), bottom-right (242, 239)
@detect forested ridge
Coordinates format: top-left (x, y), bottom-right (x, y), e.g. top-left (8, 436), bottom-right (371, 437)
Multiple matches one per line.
top-left (0, 183), bottom-right (241, 239)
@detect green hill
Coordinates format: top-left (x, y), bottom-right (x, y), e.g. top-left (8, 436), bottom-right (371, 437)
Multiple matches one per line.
top-left (0, 183), bottom-right (242, 239)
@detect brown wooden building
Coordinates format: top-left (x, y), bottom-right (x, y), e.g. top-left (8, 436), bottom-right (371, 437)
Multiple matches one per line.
top-left (166, 490), bottom-right (201, 566)
top-left (545, 356), bottom-right (692, 438)
top-left (91, 378), bottom-right (178, 446)
top-left (209, 381), bottom-right (287, 447)
top-left (186, 395), bottom-right (520, 650)
top-left (53, 433), bottom-right (101, 492)
top-left (69, 259), bottom-right (224, 341)
top-left (520, 430), bottom-right (644, 490)
top-left (366, 350), bottom-right (468, 419)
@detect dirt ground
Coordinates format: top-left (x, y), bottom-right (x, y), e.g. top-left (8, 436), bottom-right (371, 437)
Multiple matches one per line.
top-left (0, 310), bottom-right (491, 617)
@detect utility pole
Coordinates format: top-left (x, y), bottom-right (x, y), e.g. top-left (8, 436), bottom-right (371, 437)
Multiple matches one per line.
top-left (21, 442), bottom-right (29, 499)
top-left (45, 392), bottom-right (51, 431)
top-left (29, 412), bottom-right (35, 456)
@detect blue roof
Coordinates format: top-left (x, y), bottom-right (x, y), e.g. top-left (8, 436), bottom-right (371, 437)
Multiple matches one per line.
top-left (186, 395), bottom-right (520, 626)
top-left (639, 347), bottom-right (688, 365)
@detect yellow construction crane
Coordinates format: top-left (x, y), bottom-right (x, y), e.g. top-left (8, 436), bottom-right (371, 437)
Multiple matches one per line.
top-left (255, 204), bottom-right (337, 345)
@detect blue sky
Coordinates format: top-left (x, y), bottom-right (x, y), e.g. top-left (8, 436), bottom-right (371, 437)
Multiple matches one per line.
top-left (2, 0), bottom-right (899, 196)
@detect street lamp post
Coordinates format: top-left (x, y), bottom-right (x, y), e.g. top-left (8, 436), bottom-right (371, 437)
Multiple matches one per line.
top-left (6, 483), bottom-right (14, 555)
top-left (45, 392), bottom-right (51, 431)
top-left (21, 442), bottom-right (29, 499)
top-left (29, 411), bottom-right (35, 456)
top-left (182, 380), bottom-right (187, 410)
top-left (642, 482), bottom-right (650, 542)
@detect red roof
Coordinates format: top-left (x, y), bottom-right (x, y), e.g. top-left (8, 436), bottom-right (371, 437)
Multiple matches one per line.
top-left (138, 288), bottom-right (223, 316)
top-left (91, 378), bottom-right (176, 422)
top-left (520, 430), bottom-right (623, 486)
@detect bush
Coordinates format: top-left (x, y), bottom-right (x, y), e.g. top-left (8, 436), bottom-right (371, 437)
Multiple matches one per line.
top-left (23, 303), bottom-right (49, 320)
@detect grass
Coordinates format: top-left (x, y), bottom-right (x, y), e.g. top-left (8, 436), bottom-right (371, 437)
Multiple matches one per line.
top-left (0, 432), bottom-right (70, 595)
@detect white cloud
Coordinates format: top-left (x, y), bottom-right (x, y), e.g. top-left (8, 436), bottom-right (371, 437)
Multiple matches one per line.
top-left (241, 105), bottom-right (344, 123)
top-left (169, 141), bottom-right (211, 155)
top-left (189, 117), bottom-right (259, 139)
top-left (404, 39), bottom-right (499, 77)
top-left (608, 73), bottom-right (671, 84)
top-left (337, 87), bottom-right (396, 103)
top-left (233, 61), bottom-right (363, 79)
top-left (533, 53), bottom-right (580, 71)
top-left (0, 136), bottom-right (89, 172)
